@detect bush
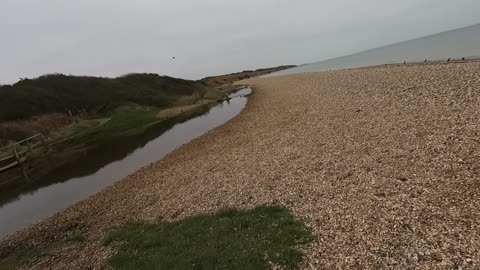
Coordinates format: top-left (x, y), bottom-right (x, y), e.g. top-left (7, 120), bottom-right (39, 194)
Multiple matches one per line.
top-left (0, 74), bottom-right (208, 122)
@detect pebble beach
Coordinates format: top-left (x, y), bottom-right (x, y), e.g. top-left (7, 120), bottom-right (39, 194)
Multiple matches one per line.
top-left (2, 61), bottom-right (480, 269)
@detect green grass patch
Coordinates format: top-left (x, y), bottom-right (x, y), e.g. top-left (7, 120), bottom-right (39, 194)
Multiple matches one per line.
top-left (105, 206), bottom-right (313, 270)
top-left (0, 231), bottom-right (87, 270)
top-left (0, 248), bottom-right (38, 270)
top-left (93, 105), bottom-right (157, 134)
top-left (48, 119), bottom-right (103, 141)
top-left (62, 119), bottom-right (102, 135)
top-left (64, 231), bottom-right (86, 243)
top-left (65, 104), bottom-right (160, 146)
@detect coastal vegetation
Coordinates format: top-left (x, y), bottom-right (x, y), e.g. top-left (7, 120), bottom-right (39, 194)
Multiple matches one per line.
top-left (0, 73), bottom-right (205, 122)
top-left (58, 104), bottom-right (161, 147)
top-left (0, 247), bottom-right (38, 270)
top-left (0, 74), bottom-right (221, 201)
top-left (0, 206), bottom-right (312, 270)
top-left (0, 73), bottom-right (213, 145)
top-left (0, 66), bottom-right (293, 146)
top-left (105, 206), bottom-right (312, 270)
top-left (0, 61), bottom-right (479, 269)
top-left (0, 65), bottom-right (293, 206)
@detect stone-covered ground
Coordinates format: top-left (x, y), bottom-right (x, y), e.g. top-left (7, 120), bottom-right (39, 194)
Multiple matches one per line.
top-left (2, 61), bottom-right (479, 269)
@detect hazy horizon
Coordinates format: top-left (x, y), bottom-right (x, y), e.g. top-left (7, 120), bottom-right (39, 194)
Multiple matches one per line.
top-left (1, 1), bottom-right (480, 84)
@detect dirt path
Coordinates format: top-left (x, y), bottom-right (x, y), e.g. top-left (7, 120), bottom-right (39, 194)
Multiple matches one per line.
top-left (2, 61), bottom-right (480, 269)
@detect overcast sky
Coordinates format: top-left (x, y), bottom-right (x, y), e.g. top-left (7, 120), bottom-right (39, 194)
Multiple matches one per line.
top-left (1, 0), bottom-right (479, 83)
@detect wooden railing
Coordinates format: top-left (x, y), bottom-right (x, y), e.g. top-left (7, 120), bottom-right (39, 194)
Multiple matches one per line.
top-left (0, 134), bottom-right (46, 173)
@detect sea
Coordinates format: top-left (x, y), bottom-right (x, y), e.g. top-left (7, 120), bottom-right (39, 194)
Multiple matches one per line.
top-left (267, 23), bottom-right (480, 77)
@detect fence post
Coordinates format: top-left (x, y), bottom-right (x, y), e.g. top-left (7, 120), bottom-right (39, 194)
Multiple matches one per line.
top-left (10, 144), bottom-right (14, 159)
top-left (41, 134), bottom-right (46, 146)
top-left (13, 144), bottom-right (19, 164)
top-left (13, 142), bottom-right (30, 182)
top-left (27, 142), bottom-right (33, 153)
top-left (40, 134), bottom-right (48, 153)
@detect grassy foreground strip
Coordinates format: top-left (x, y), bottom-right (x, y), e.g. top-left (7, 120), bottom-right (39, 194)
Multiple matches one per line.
top-left (104, 206), bottom-right (313, 270)
top-left (0, 248), bottom-right (38, 270)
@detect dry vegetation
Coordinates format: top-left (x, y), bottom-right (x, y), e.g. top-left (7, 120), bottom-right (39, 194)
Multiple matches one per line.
top-left (0, 73), bottom-right (212, 145)
top-left (0, 67), bottom-right (292, 144)
top-left (200, 65), bottom-right (295, 93)
top-left (1, 61), bottom-right (479, 269)
top-left (0, 114), bottom-right (73, 147)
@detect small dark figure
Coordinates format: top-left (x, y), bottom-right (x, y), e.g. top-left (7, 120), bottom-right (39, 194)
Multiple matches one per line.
top-left (424, 59), bottom-right (427, 63)
top-left (462, 57), bottom-right (465, 61)
top-left (447, 58), bottom-right (451, 62)
top-left (404, 61), bottom-right (406, 64)
top-left (172, 56), bottom-right (175, 59)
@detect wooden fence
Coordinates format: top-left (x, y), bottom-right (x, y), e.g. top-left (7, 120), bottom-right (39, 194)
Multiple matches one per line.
top-left (0, 134), bottom-right (46, 174)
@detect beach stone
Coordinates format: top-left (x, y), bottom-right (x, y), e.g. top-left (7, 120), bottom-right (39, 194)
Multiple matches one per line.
top-left (2, 60), bottom-right (480, 270)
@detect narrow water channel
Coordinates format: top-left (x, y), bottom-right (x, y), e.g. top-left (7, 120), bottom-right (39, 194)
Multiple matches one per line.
top-left (0, 87), bottom-right (252, 239)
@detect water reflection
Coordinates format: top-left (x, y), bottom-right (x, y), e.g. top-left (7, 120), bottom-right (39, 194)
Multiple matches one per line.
top-left (0, 88), bottom-right (251, 238)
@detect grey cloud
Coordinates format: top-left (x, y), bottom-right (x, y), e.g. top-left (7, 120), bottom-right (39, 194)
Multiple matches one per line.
top-left (1, 0), bottom-right (479, 83)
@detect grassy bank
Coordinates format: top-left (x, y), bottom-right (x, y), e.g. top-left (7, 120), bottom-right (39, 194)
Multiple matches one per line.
top-left (1, 61), bottom-right (479, 269)
top-left (0, 74), bottom-right (208, 123)
top-left (0, 66), bottom-right (293, 146)
top-left (60, 104), bottom-right (160, 147)
top-left (0, 66), bottom-right (293, 196)
top-left (200, 65), bottom-right (295, 93)
top-left (0, 99), bottom-right (220, 204)
top-left (0, 74), bottom-right (225, 148)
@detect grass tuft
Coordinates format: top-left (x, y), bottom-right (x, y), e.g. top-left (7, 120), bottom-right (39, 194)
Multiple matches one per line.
top-left (65, 232), bottom-right (86, 243)
top-left (105, 206), bottom-right (313, 270)
top-left (0, 248), bottom-right (38, 270)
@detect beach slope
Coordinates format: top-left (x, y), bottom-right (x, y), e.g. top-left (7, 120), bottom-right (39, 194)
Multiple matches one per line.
top-left (2, 61), bottom-right (480, 269)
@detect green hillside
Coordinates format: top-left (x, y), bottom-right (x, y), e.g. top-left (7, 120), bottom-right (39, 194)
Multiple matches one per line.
top-left (0, 73), bottom-right (209, 122)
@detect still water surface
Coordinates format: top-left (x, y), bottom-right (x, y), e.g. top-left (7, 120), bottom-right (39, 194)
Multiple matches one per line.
top-left (0, 88), bottom-right (251, 238)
